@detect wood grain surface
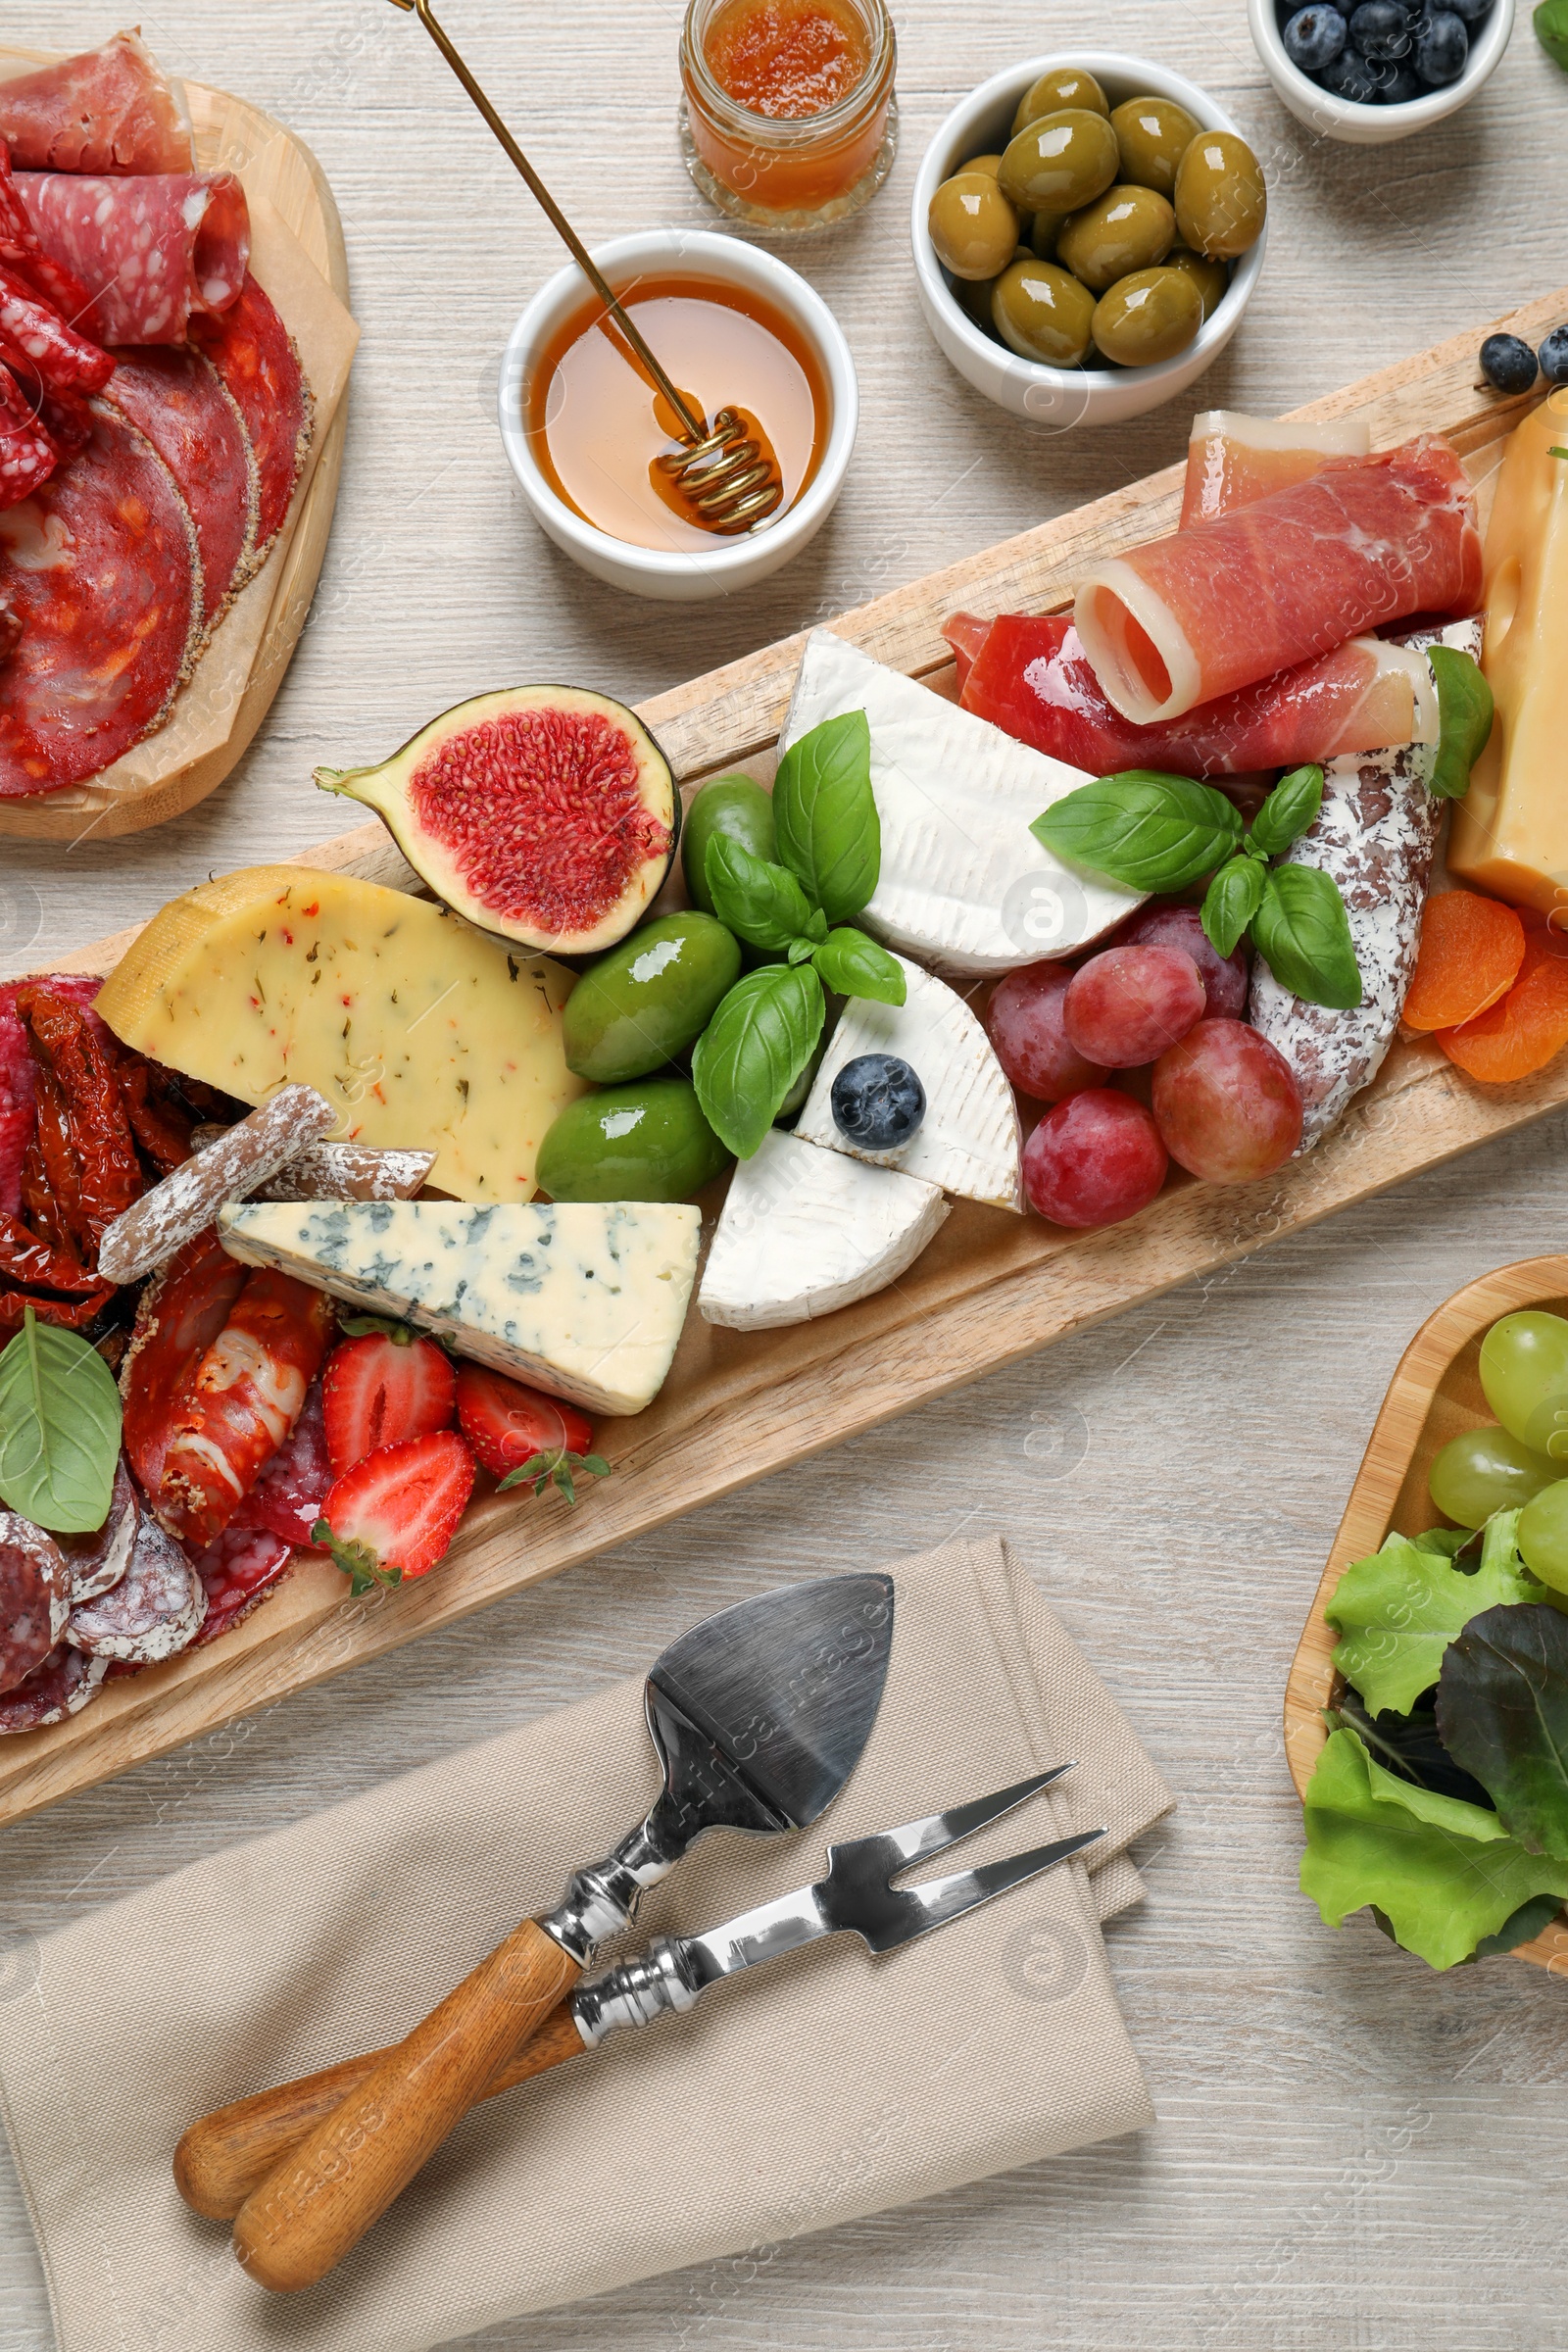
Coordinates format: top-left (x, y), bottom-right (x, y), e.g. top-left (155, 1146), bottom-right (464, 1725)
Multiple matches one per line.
top-left (6, 5), bottom-right (1568, 2350)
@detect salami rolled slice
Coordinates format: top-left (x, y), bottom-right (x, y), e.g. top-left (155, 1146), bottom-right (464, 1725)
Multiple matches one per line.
top-left (103, 347), bottom-right (257, 623)
top-left (0, 362), bottom-right (54, 510)
top-left (192, 274), bottom-right (313, 566)
top-left (0, 33), bottom-right (194, 175)
top-left (0, 263), bottom-right (113, 394)
top-left (57, 1454), bottom-right (137, 1607)
top-left (189, 1522), bottom-right (294, 1648)
top-left (0, 399), bottom-right (200, 797)
top-left (0, 1641), bottom-right (106, 1731)
top-left (0, 1510), bottom-right (69, 1692)
top-left (67, 1511), bottom-right (206, 1663)
top-left (18, 170), bottom-right (248, 348)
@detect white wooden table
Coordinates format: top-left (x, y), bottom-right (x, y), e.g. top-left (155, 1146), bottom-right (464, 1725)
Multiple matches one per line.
top-left (4, 3), bottom-right (1568, 2345)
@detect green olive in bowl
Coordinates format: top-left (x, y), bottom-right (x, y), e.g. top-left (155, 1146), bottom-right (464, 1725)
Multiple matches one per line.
top-left (992, 259), bottom-right (1096, 367)
top-left (1056, 184), bottom-right (1176, 295)
top-left (965, 152), bottom-right (1005, 180)
top-left (1010, 66), bottom-right (1108, 136)
top-left (999, 109), bottom-right (1119, 217)
top-left (1173, 130), bottom-right (1266, 262)
top-left (1091, 266), bottom-right (1203, 367)
top-left (1109, 96), bottom-right (1200, 197)
top-left (1029, 208), bottom-right (1068, 258)
top-left (929, 169), bottom-right (1021, 279)
top-left (1164, 244), bottom-right (1230, 320)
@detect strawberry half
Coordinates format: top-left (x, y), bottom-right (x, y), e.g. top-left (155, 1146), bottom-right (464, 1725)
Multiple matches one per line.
top-left (313, 1430), bottom-right (475, 1592)
top-left (455, 1364), bottom-right (610, 1503)
top-left (321, 1327), bottom-right (457, 1478)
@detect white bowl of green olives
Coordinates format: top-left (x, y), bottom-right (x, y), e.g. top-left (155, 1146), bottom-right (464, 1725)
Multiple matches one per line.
top-left (1250, 0), bottom-right (1513, 142)
top-left (911, 54), bottom-right (1267, 427)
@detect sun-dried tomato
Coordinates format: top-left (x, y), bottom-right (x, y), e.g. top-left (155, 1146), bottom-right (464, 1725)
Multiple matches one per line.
top-left (0, 1283), bottom-right (111, 1332)
top-left (24, 1062), bottom-right (81, 1250)
top-left (17, 984), bottom-right (141, 1240)
top-left (117, 1055), bottom-right (194, 1174)
top-left (0, 1210), bottom-right (101, 1294)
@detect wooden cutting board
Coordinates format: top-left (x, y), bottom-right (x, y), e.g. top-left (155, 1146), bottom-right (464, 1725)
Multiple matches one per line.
top-left (1, 289), bottom-right (1563, 1830)
top-left (0, 48), bottom-right (354, 841)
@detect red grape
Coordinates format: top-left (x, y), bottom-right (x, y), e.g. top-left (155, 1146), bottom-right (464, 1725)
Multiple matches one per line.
top-left (1152, 1017), bottom-right (1302, 1181)
top-left (986, 963), bottom-right (1109, 1102)
top-left (1118, 903), bottom-right (1250, 1018)
top-left (1022, 1089), bottom-right (1169, 1228)
top-left (1062, 946), bottom-right (1205, 1068)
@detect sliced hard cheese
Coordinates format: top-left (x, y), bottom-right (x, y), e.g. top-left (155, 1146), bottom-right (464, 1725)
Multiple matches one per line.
top-left (217, 1200), bottom-right (701, 1417)
top-left (699, 1129), bottom-right (947, 1330)
top-left (797, 956), bottom-right (1023, 1211)
top-left (779, 629), bottom-right (1138, 975)
top-left (94, 867), bottom-right (588, 1203)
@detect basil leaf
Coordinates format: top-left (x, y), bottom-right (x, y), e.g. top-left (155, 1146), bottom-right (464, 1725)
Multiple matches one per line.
top-left (771, 710), bottom-right (880, 924)
top-left (0, 1307), bottom-right (122, 1535)
top-left (1427, 647), bottom-right (1495, 802)
top-left (1200, 856), bottom-right (1266, 958)
top-left (705, 835), bottom-right (818, 953)
top-left (1249, 763), bottom-right (1324, 858)
top-left (691, 963), bottom-right (826, 1158)
top-left (786, 937), bottom-right (817, 966)
top-left (1540, 0), bottom-right (1568, 69)
top-left (1030, 770), bottom-right (1245, 893)
top-left (811, 928), bottom-right (907, 1006)
top-left (1251, 864), bottom-right (1363, 1009)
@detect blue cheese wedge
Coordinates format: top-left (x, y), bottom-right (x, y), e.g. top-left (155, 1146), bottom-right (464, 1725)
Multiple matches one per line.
top-left (699, 1130), bottom-right (947, 1330)
top-left (218, 1200), bottom-right (701, 1417)
top-left (779, 629), bottom-right (1139, 975)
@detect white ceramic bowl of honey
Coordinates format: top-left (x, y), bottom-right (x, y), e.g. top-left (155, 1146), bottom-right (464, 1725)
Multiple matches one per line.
top-left (910, 53), bottom-right (1267, 429)
top-left (500, 230), bottom-right (858, 603)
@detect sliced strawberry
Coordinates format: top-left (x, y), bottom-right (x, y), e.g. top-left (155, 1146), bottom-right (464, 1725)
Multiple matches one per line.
top-left (321, 1328), bottom-right (457, 1478)
top-left (454, 1364), bottom-right (610, 1503)
top-left (313, 1430), bottom-right (475, 1592)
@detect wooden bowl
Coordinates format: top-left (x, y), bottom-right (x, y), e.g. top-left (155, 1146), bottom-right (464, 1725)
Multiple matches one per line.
top-left (1283, 1256), bottom-right (1568, 1975)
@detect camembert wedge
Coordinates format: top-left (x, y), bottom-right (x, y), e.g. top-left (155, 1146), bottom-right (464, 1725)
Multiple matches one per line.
top-left (699, 1129), bottom-right (947, 1330)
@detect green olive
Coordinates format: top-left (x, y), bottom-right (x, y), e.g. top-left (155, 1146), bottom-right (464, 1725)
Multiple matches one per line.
top-left (999, 109), bottom-right (1119, 217)
top-left (1164, 243), bottom-right (1230, 320)
top-left (991, 259), bottom-right (1096, 367)
top-left (952, 255), bottom-right (1023, 331)
top-left (1091, 266), bottom-right (1203, 367)
top-left (1055, 183), bottom-right (1175, 295)
top-left (1011, 66), bottom-right (1109, 134)
top-left (1109, 95), bottom-right (1201, 196)
top-left (928, 169), bottom-right (1021, 279)
top-left (1029, 208), bottom-right (1067, 258)
top-left (964, 152), bottom-right (1005, 180)
top-left (1173, 129), bottom-right (1266, 261)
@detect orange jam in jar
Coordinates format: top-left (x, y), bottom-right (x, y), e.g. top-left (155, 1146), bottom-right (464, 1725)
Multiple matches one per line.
top-left (680, 0), bottom-right (897, 229)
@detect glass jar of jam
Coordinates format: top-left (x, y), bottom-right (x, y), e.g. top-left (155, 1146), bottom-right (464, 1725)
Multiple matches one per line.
top-left (679, 0), bottom-right (897, 231)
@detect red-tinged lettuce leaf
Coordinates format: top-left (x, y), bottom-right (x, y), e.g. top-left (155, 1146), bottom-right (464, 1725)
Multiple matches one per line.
top-left (1437, 1601), bottom-right (1568, 1859)
top-left (1326, 1515), bottom-right (1538, 1717)
top-left (1330, 1691), bottom-right (1494, 1812)
top-left (1299, 1727), bottom-right (1568, 1970)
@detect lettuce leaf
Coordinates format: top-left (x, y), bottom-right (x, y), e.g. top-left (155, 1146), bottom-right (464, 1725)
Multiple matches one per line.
top-left (1326, 1515), bottom-right (1538, 1715)
top-left (1300, 1728), bottom-right (1568, 1969)
top-left (1438, 1601), bottom-right (1568, 1858)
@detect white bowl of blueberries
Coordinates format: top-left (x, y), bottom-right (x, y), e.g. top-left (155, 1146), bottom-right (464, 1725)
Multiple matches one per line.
top-left (1249, 0), bottom-right (1513, 141)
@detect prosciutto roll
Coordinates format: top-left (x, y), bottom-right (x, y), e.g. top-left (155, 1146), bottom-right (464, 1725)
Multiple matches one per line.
top-left (1179, 411), bottom-right (1371, 526)
top-left (946, 611), bottom-right (1433, 777)
top-left (18, 171), bottom-right (248, 346)
top-left (1074, 434), bottom-right (1483, 724)
top-left (0, 32), bottom-right (194, 175)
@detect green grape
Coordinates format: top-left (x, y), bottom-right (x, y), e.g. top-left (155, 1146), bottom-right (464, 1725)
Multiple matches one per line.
top-left (1429, 1424), bottom-right (1560, 1526)
top-left (1479, 1311), bottom-right (1568, 1460)
top-left (1518, 1479), bottom-right (1568, 1592)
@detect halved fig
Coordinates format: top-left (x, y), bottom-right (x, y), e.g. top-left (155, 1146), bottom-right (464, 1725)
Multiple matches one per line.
top-left (316, 686), bottom-right (680, 956)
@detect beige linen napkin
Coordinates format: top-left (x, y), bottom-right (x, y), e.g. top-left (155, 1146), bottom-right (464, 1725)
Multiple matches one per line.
top-left (0, 1537), bottom-right (1172, 2352)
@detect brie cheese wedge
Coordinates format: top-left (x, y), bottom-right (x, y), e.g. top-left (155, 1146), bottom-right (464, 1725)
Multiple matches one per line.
top-left (778, 627), bottom-right (1139, 975)
top-left (699, 1129), bottom-right (948, 1330)
top-left (796, 956), bottom-right (1023, 1212)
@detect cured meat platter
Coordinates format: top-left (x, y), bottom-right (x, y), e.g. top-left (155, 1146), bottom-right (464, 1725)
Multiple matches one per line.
top-left (0, 41), bottom-right (358, 841)
top-left (0, 287), bottom-right (1561, 1831)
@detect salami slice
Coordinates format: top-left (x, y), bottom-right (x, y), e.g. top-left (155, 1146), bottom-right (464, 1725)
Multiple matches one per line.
top-left (0, 363), bottom-right (56, 508)
top-left (57, 1455), bottom-right (137, 1606)
top-left (0, 33), bottom-right (194, 175)
top-left (0, 1640), bottom-right (106, 1732)
top-left (232, 1379), bottom-right (331, 1548)
top-left (192, 274), bottom-right (313, 566)
top-left (18, 171), bottom-right (248, 348)
top-left (0, 1510), bottom-right (69, 1692)
top-left (103, 347), bottom-right (257, 624)
top-left (67, 1511), bottom-right (205, 1662)
top-left (0, 263), bottom-right (113, 394)
top-left (189, 1522), bottom-right (294, 1648)
top-left (0, 399), bottom-right (200, 796)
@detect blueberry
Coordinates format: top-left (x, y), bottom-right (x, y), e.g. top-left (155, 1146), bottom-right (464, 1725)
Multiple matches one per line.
top-left (1480, 332), bottom-right (1539, 394)
top-left (1320, 41), bottom-right (1386, 93)
top-left (1446, 0), bottom-right (1492, 19)
top-left (1541, 324), bottom-right (1568, 386)
top-left (830, 1054), bottom-right (926, 1151)
top-left (1349, 0), bottom-right (1414, 54)
top-left (1284, 1), bottom-right (1349, 64)
top-left (1378, 57), bottom-right (1425, 93)
top-left (1414, 7), bottom-right (1469, 77)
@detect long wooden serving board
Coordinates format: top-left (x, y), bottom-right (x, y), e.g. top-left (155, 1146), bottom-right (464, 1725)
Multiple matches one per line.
top-left (0, 47), bottom-right (356, 842)
top-left (0, 293), bottom-right (1563, 1830)
top-left (1283, 1257), bottom-right (1568, 1979)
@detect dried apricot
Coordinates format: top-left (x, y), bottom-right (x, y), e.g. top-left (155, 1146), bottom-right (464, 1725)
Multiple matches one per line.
top-left (1436, 931), bottom-right (1568, 1084)
top-left (1403, 891), bottom-right (1526, 1033)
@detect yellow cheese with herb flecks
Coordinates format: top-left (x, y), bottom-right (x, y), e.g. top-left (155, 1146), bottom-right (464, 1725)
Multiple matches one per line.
top-left (93, 867), bottom-right (587, 1203)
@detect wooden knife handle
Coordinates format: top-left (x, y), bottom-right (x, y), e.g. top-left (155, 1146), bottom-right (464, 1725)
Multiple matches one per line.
top-left (173, 1998), bottom-right (590, 2221)
top-left (231, 1917), bottom-right (579, 2292)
